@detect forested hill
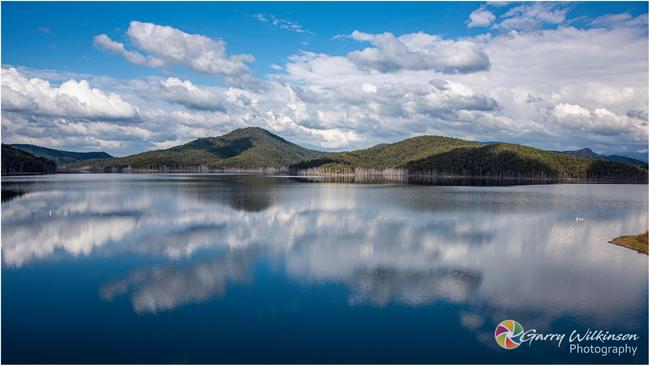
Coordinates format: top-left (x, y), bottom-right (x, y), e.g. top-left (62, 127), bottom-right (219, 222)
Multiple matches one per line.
top-left (58, 127), bottom-right (647, 182)
top-left (2, 144), bottom-right (56, 175)
top-left (11, 144), bottom-right (112, 165)
top-left (290, 137), bottom-right (648, 182)
top-left (66, 127), bottom-right (327, 171)
top-left (291, 135), bottom-right (481, 170)
top-left (403, 143), bottom-right (647, 181)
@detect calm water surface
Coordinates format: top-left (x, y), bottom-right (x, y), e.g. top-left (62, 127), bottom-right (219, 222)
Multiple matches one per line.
top-left (2, 174), bottom-right (648, 363)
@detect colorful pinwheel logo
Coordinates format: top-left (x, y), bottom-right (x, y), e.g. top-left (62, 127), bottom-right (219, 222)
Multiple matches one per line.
top-left (495, 320), bottom-right (524, 350)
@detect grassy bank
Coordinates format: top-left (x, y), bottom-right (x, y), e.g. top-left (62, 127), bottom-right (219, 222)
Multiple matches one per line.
top-left (609, 231), bottom-right (648, 254)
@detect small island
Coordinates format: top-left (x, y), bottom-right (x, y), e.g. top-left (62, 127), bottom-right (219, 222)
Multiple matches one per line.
top-left (609, 231), bottom-right (649, 254)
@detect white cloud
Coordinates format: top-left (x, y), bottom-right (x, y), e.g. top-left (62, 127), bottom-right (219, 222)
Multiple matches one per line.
top-left (494, 2), bottom-right (569, 31)
top-left (5, 181), bottom-right (647, 323)
top-left (284, 52), bottom-right (361, 81)
top-left (136, 77), bottom-right (228, 111)
top-left (94, 21), bottom-right (254, 78)
top-left (361, 83), bottom-right (377, 93)
top-left (252, 14), bottom-right (312, 34)
top-left (346, 31), bottom-right (490, 74)
top-left (553, 103), bottom-right (590, 119)
top-left (300, 126), bottom-right (362, 149)
top-left (550, 104), bottom-right (645, 138)
top-left (467, 8), bottom-right (496, 28)
top-left (93, 34), bottom-right (150, 66)
top-left (1, 67), bottom-right (138, 120)
top-left (2, 8), bottom-right (648, 157)
top-left (277, 20), bottom-right (647, 152)
top-left (590, 13), bottom-right (649, 29)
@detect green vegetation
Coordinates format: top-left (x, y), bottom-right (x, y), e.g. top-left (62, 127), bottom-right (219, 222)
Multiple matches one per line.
top-left (609, 231), bottom-right (648, 254)
top-left (65, 127), bottom-right (326, 172)
top-left (2, 144), bottom-right (56, 175)
top-left (405, 143), bottom-right (647, 181)
top-left (293, 138), bottom-right (647, 182)
top-left (58, 127), bottom-right (647, 183)
top-left (11, 144), bottom-right (112, 165)
top-left (291, 135), bottom-right (480, 171)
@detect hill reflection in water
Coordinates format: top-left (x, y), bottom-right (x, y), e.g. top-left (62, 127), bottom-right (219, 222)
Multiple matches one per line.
top-left (1, 174), bottom-right (647, 363)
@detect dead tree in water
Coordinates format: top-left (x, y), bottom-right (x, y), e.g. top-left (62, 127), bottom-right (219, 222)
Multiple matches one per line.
top-left (290, 167), bottom-right (647, 184)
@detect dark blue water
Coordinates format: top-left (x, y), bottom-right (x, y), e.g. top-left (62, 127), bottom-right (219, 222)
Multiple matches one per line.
top-left (2, 174), bottom-right (648, 363)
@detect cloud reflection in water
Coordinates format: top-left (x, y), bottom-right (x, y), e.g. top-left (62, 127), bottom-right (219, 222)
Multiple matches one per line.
top-left (1, 175), bottom-right (647, 333)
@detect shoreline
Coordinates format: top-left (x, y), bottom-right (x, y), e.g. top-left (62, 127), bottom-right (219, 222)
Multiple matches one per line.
top-left (2, 170), bottom-right (648, 185)
top-left (609, 232), bottom-right (649, 254)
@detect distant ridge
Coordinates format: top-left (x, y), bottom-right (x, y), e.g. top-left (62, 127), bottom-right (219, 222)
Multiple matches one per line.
top-left (561, 148), bottom-right (601, 159)
top-left (607, 154), bottom-right (649, 167)
top-left (558, 148), bottom-right (647, 168)
top-left (611, 150), bottom-right (648, 163)
top-left (12, 144), bottom-right (112, 166)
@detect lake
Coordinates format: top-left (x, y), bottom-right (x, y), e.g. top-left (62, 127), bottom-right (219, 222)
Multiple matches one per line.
top-left (1, 174), bottom-right (647, 363)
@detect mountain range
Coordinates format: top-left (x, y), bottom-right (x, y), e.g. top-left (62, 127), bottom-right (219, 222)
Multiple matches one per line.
top-left (558, 148), bottom-right (647, 167)
top-left (4, 127), bottom-right (648, 183)
top-left (10, 144), bottom-right (113, 165)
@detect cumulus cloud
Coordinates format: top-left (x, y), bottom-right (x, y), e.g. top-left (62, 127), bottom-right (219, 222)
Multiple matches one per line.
top-left (553, 103), bottom-right (591, 119)
top-left (467, 8), bottom-right (496, 28)
top-left (2, 6), bottom-right (648, 157)
top-left (346, 31), bottom-right (490, 74)
top-left (93, 34), bottom-right (149, 66)
top-left (1, 67), bottom-right (138, 120)
top-left (135, 77), bottom-right (228, 111)
top-left (94, 21), bottom-right (254, 78)
top-left (493, 2), bottom-right (569, 31)
top-left (552, 104), bottom-right (646, 137)
top-left (436, 22), bottom-right (648, 151)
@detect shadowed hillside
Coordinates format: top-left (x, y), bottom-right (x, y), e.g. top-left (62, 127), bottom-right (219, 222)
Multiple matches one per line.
top-left (292, 138), bottom-right (647, 183)
top-left (2, 144), bottom-right (56, 175)
top-left (406, 143), bottom-right (647, 181)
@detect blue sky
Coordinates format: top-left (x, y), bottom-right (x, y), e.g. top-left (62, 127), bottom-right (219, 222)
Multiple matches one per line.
top-left (4, 2), bottom-right (647, 81)
top-left (3, 2), bottom-right (492, 82)
top-left (2, 2), bottom-right (648, 158)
